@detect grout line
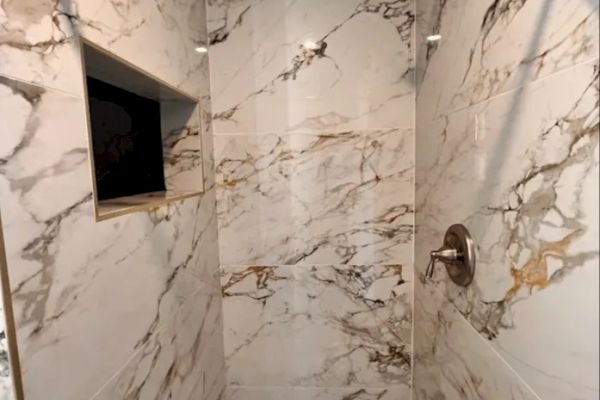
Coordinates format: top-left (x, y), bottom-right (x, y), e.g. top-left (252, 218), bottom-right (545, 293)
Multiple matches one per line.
top-left (225, 384), bottom-right (412, 390)
top-left (88, 333), bottom-right (148, 400)
top-left (219, 263), bottom-right (415, 270)
top-left (211, 127), bottom-right (415, 137)
top-left (0, 71), bottom-right (84, 99)
top-left (410, 2), bottom-right (418, 399)
top-left (88, 284), bottom-right (220, 399)
top-left (435, 57), bottom-right (600, 120)
top-left (426, 282), bottom-right (543, 400)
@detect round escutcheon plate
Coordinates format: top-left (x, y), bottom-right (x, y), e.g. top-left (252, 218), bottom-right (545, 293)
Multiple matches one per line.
top-left (442, 224), bottom-right (476, 287)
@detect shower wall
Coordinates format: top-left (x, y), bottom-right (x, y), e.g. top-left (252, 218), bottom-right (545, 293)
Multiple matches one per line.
top-left (0, 1), bottom-right (225, 400)
top-left (207, 0), bottom-right (415, 398)
top-left (414, 1), bottom-right (599, 400)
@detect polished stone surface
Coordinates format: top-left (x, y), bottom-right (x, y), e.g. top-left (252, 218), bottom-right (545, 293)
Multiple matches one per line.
top-left (207, 1), bottom-right (416, 397)
top-left (0, 0), bottom-right (223, 399)
top-left (221, 265), bottom-right (412, 389)
top-left (415, 1), bottom-right (599, 399)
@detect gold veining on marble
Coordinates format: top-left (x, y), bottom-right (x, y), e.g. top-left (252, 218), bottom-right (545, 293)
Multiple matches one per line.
top-left (507, 230), bottom-right (583, 299)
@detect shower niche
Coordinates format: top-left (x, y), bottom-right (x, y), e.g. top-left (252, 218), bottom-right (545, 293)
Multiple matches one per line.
top-left (81, 40), bottom-right (204, 221)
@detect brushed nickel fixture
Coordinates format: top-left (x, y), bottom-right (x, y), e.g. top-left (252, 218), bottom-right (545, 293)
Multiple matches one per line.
top-left (425, 224), bottom-right (476, 287)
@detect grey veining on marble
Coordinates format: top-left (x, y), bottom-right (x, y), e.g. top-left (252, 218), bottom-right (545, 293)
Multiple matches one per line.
top-left (207, 0), bottom-right (415, 134)
top-left (415, 0), bottom-right (600, 398)
top-left (413, 280), bottom-right (539, 400)
top-left (0, 74), bottom-right (223, 399)
top-left (416, 59), bottom-right (599, 400)
top-left (92, 286), bottom-right (225, 400)
top-left (221, 264), bottom-right (412, 389)
top-left (0, 0), bottom-right (210, 98)
top-left (0, 0), bottom-right (224, 398)
top-left (161, 101), bottom-right (205, 193)
top-left (215, 129), bottom-right (414, 266)
top-left (417, 0), bottom-right (599, 118)
top-left (207, 0), bottom-right (417, 397)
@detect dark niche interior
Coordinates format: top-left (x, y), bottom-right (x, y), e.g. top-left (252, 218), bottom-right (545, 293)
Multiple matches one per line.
top-left (87, 76), bottom-right (166, 201)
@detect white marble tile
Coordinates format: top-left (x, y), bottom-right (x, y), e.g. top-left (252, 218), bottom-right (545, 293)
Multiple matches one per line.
top-left (0, 76), bottom-right (221, 399)
top-left (92, 285), bottom-right (225, 400)
top-left (221, 264), bottom-right (412, 389)
top-left (224, 385), bottom-right (411, 400)
top-left (413, 280), bottom-right (539, 400)
top-left (415, 58), bottom-right (599, 399)
top-left (0, 1), bottom-right (82, 95)
top-left (200, 95), bottom-right (218, 190)
top-left (215, 129), bottom-right (414, 265)
top-left (161, 101), bottom-right (205, 193)
top-left (76, 0), bottom-right (209, 98)
top-left (207, 0), bottom-right (415, 134)
top-left (417, 0), bottom-right (599, 118)
top-left (0, 0), bottom-right (210, 98)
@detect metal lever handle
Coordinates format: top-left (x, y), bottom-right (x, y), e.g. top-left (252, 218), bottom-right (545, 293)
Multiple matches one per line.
top-left (425, 246), bottom-right (462, 279)
top-left (431, 247), bottom-right (461, 264)
top-left (424, 224), bottom-right (476, 287)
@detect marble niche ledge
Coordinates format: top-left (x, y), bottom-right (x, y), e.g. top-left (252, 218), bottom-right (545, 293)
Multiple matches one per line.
top-left (96, 190), bottom-right (203, 221)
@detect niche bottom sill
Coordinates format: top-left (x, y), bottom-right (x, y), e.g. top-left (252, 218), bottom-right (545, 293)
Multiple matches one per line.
top-left (96, 190), bottom-right (202, 221)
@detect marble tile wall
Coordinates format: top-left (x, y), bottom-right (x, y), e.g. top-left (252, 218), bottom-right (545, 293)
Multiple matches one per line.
top-left (221, 265), bottom-right (412, 392)
top-left (0, 1), bottom-right (224, 400)
top-left (413, 280), bottom-right (539, 400)
top-left (207, 0), bottom-right (416, 398)
top-left (415, 1), bottom-right (599, 399)
top-left (161, 101), bottom-right (206, 194)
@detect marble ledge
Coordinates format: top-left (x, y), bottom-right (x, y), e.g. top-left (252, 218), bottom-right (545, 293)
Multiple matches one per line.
top-left (96, 190), bottom-right (203, 221)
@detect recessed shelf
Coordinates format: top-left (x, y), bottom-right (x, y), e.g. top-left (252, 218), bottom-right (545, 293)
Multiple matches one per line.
top-left (81, 39), bottom-right (204, 221)
top-left (96, 190), bottom-right (201, 221)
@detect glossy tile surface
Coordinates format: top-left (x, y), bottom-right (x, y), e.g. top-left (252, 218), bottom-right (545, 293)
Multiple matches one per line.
top-left (92, 286), bottom-right (225, 400)
top-left (413, 280), bottom-right (539, 400)
top-left (221, 265), bottom-right (412, 388)
top-left (417, 0), bottom-right (599, 117)
top-left (0, 0), bottom-right (209, 98)
top-left (415, 0), bottom-right (599, 398)
top-left (0, 0), bottom-right (223, 398)
top-left (215, 129), bottom-right (414, 266)
top-left (208, 0), bottom-right (415, 134)
top-left (416, 60), bottom-right (599, 400)
top-left (161, 101), bottom-right (205, 193)
top-left (0, 75), bottom-right (223, 400)
top-left (208, 0), bottom-right (416, 396)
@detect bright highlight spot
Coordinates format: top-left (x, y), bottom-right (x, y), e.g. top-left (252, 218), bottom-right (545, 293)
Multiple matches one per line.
top-left (426, 34), bottom-right (442, 42)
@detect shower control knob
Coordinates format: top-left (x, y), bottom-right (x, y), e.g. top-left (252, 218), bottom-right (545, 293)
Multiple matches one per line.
top-left (425, 224), bottom-right (476, 287)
